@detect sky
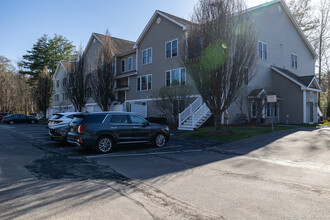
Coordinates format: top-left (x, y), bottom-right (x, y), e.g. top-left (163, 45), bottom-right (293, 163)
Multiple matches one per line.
top-left (0, 0), bottom-right (269, 67)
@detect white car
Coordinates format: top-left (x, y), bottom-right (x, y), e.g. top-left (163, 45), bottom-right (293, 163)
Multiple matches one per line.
top-left (47, 112), bottom-right (79, 128)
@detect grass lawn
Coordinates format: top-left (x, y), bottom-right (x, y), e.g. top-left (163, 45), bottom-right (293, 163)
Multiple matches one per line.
top-left (176, 125), bottom-right (297, 142)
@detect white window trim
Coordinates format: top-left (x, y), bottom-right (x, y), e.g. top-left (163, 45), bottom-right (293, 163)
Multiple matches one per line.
top-left (128, 57), bottom-right (133, 71)
top-left (121, 59), bottom-right (126, 73)
top-left (258, 41), bottom-right (267, 60)
top-left (291, 53), bottom-right (297, 69)
top-left (137, 74), bottom-right (152, 91)
top-left (165, 67), bottom-right (186, 87)
top-left (165, 39), bottom-right (178, 59)
top-left (142, 48), bottom-right (152, 65)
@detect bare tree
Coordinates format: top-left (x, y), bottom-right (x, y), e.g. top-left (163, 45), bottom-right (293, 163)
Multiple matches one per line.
top-left (152, 83), bottom-right (194, 126)
top-left (183, 0), bottom-right (257, 130)
top-left (90, 31), bottom-right (116, 111)
top-left (34, 66), bottom-right (52, 117)
top-left (288, 0), bottom-right (318, 39)
top-left (64, 51), bottom-right (88, 112)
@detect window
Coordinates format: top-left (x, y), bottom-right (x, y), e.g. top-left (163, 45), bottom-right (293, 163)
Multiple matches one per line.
top-left (63, 93), bottom-right (68, 101)
top-left (55, 94), bottom-right (59, 101)
top-left (258, 41), bottom-right (267, 60)
top-left (142, 48), bottom-right (152, 65)
top-left (56, 80), bottom-right (59, 88)
top-left (137, 74), bottom-right (152, 91)
top-left (165, 68), bottom-right (186, 87)
top-left (252, 102), bottom-right (257, 118)
top-left (291, 54), bottom-right (297, 69)
top-left (128, 57), bottom-right (133, 71)
top-left (166, 39), bottom-right (178, 58)
top-left (129, 115), bottom-right (146, 124)
top-left (62, 78), bottom-right (67, 86)
top-left (121, 59), bottom-right (125, 72)
top-left (110, 115), bottom-right (129, 124)
top-left (267, 103), bottom-right (278, 117)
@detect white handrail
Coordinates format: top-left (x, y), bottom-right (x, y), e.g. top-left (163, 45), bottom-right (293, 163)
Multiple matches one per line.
top-left (179, 96), bottom-right (202, 125)
top-left (192, 103), bottom-right (209, 125)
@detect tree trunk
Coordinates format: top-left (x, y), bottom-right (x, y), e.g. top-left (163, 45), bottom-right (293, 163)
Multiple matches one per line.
top-left (214, 113), bottom-right (222, 131)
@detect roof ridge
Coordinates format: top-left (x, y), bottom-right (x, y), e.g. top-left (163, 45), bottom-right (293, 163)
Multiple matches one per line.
top-left (93, 32), bottom-right (135, 44)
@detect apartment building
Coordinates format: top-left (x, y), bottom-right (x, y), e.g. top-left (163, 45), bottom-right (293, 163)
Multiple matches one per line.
top-left (50, 0), bottom-right (321, 129)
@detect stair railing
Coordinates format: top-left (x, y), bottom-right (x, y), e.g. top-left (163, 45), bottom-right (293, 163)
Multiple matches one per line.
top-left (192, 103), bottom-right (210, 126)
top-left (178, 96), bottom-right (203, 126)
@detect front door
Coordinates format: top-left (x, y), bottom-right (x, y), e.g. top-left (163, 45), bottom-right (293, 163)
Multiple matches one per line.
top-left (310, 102), bottom-right (314, 123)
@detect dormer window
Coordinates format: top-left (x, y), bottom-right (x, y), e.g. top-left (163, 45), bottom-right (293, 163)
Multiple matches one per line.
top-left (258, 41), bottom-right (267, 60)
top-left (166, 39), bottom-right (178, 58)
top-left (291, 54), bottom-right (297, 69)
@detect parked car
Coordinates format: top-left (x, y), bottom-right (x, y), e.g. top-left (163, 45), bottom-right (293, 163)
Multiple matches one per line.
top-left (29, 113), bottom-right (44, 120)
top-left (49, 124), bottom-right (69, 143)
top-left (67, 112), bottom-right (170, 153)
top-left (47, 112), bottom-right (78, 128)
top-left (0, 112), bottom-right (9, 121)
top-left (2, 114), bottom-right (38, 124)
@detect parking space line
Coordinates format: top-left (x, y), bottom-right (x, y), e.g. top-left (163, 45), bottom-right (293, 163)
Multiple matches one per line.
top-left (84, 149), bottom-right (203, 159)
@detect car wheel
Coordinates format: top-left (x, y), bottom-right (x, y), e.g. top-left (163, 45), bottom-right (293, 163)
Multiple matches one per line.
top-left (30, 120), bottom-right (36, 124)
top-left (154, 133), bottom-right (166, 148)
top-left (96, 136), bottom-right (113, 153)
top-left (9, 120), bottom-right (14, 125)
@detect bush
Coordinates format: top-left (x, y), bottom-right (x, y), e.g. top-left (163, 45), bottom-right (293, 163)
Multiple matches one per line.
top-left (146, 117), bottom-right (168, 125)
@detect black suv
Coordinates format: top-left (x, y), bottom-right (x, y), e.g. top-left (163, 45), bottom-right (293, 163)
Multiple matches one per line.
top-left (67, 112), bottom-right (170, 153)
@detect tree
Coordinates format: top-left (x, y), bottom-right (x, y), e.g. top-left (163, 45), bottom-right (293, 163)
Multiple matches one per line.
top-left (288, 0), bottom-right (318, 39)
top-left (152, 83), bottom-right (194, 126)
top-left (34, 66), bottom-right (52, 117)
top-left (183, 0), bottom-right (257, 130)
top-left (0, 56), bottom-right (35, 114)
top-left (20, 34), bottom-right (75, 81)
top-left (90, 32), bottom-right (117, 111)
top-left (64, 51), bottom-right (88, 112)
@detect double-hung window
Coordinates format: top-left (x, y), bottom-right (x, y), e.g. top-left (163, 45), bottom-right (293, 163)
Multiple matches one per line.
top-left (166, 39), bottom-right (178, 58)
top-left (121, 59), bottom-right (125, 72)
top-left (165, 68), bottom-right (186, 87)
top-left (142, 48), bottom-right (152, 65)
top-left (291, 54), bottom-right (297, 69)
top-left (137, 74), bottom-right (152, 91)
top-left (258, 41), bottom-right (267, 60)
top-left (128, 57), bottom-right (133, 71)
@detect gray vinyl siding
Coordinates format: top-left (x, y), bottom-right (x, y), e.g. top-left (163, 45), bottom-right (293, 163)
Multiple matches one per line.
top-left (127, 15), bottom-right (186, 101)
top-left (52, 65), bottom-right (71, 107)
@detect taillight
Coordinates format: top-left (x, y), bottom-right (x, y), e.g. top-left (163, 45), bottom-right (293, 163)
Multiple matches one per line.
top-left (3, 117), bottom-right (6, 120)
top-left (78, 125), bottom-right (87, 134)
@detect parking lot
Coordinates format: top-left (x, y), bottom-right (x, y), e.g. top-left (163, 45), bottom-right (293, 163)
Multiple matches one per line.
top-left (1, 123), bottom-right (330, 219)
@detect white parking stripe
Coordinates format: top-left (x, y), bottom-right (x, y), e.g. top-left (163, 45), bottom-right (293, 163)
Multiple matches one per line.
top-left (84, 149), bottom-right (203, 159)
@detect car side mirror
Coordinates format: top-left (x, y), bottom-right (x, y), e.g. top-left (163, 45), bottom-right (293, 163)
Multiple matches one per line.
top-left (142, 121), bottom-right (149, 127)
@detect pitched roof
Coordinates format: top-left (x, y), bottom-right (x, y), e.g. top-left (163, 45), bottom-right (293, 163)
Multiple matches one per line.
top-left (157, 10), bottom-right (192, 27)
top-left (271, 66), bottom-right (315, 87)
top-left (93, 33), bottom-right (135, 55)
top-left (60, 61), bottom-right (76, 72)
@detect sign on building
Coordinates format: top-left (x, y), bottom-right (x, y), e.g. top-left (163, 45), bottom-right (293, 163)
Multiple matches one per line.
top-left (267, 95), bottom-right (277, 103)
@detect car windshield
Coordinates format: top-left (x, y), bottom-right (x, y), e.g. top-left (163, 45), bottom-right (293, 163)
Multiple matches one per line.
top-left (51, 114), bottom-right (63, 120)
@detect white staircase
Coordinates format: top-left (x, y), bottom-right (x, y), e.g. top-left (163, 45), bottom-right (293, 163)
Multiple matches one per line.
top-left (178, 96), bottom-right (212, 131)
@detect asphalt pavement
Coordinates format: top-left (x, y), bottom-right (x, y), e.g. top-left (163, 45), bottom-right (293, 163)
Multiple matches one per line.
top-left (0, 123), bottom-right (329, 219)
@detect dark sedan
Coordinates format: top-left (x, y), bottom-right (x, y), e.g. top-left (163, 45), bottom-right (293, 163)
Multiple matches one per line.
top-left (67, 112), bottom-right (170, 153)
top-left (2, 114), bottom-right (38, 125)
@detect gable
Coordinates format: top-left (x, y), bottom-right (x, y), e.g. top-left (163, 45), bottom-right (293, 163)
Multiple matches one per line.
top-left (134, 10), bottom-right (189, 48)
top-left (249, 0), bottom-right (317, 59)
